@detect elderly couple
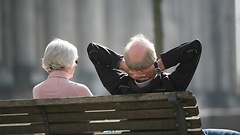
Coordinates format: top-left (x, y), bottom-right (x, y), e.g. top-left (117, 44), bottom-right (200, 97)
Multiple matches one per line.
top-left (32, 34), bottom-right (240, 135)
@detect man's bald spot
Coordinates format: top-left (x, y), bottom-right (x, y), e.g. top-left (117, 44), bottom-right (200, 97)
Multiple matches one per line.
top-left (126, 43), bottom-right (148, 63)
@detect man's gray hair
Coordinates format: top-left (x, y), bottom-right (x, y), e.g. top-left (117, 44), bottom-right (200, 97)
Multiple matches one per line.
top-left (124, 34), bottom-right (157, 70)
top-left (42, 38), bottom-right (78, 73)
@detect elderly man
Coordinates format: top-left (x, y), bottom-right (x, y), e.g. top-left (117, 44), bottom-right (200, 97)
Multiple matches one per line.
top-left (87, 34), bottom-right (201, 94)
top-left (87, 34), bottom-right (240, 135)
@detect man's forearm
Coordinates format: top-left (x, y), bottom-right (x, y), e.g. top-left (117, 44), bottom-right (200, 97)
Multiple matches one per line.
top-left (87, 43), bottom-right (123, 69)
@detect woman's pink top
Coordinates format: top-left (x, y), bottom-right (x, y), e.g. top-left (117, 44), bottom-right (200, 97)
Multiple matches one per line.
top-left (33, 71), bottom-right (93, 99)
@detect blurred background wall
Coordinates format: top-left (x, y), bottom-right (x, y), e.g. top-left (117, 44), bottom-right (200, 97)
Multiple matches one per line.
top-left (0, 0), bottom-right (239, 131)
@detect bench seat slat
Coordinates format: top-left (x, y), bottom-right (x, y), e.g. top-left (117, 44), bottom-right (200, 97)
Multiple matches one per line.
top-left (0, 120), bottom-right (201, 135)
top-left (45, 101), bottom-right (174, 112)
top-left (0, 123), bottom-right (45, 134)
top-left (0, 106), bottom-right (40, 114)
top-left (0, 92), bottom-right (196, 107)
top-left (0, 113), bottom-right (42, 124)
top-left (188, 128), bottom-right (203, 135)
top-left (0, 100), bottom-right (196, 114)
top-left (94, 129), bottom-right (203, 135)
top-left (186, 118), bottom-right (202, 128)
top-left (96, 131), bottom-right (179, 135)
top-left (48, 109), bottom-right (176, 122)
top-left (46, 107), bottom-right (199, 122)
top-left (50, 119), bottom-right (178, 134)
top-left (43, 100), bottom-right (196, 113)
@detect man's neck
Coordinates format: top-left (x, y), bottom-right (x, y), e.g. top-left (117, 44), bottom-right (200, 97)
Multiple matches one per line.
top-left (134, 78), bottom-right (153, 88)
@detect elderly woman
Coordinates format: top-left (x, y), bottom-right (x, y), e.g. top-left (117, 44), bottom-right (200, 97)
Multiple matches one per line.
top-left (33, 38), bottom-right (93, 99)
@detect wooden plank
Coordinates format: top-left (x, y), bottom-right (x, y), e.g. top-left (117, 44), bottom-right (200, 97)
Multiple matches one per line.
top-left (44, 101), bottom-right (175, 113)
top-left (95, 130), bottom-right (179, 135)
top-left (0, 99), bottom-right (196, 114)
top-left (110, 129), bottom-right (202, 135)
top-left (46, 107), bottom-right (199, 122)
top-left (184, 106), bottom-right (199, 117)
top-left (0, 113), bottom-right (43, 124)
top-left (0, 122), bottom-right (45, 134)
top-left (186, 118), bottom-right (202, 128)
top-left (49, 119), bottom-right (178, 134)
top-left (0, 92), bottom-right (195, 107)
top-left (188, 128), bottom-right (203, 135)
top-left (47, 109), bottom-right (176, 122)
top-left (119, 129), bottom-right (203, 135)
top-left (49, 129), bottom-right (203, 135)
top-left (0, 106), bottom-right (40, 114)
top-left (44, 100), bottom-right (196, 113)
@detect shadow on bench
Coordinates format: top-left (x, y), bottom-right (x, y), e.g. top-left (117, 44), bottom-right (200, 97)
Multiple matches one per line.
top-left (0, 91), bottom-right (202, 135)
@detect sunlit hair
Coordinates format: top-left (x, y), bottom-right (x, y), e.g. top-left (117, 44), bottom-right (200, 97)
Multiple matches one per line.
top-left (42, 38), bottom-right (79, 73)
top-left (124, 34), bottom-right (157, 70)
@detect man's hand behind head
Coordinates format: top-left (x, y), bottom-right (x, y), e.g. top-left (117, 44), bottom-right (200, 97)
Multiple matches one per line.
top-left (129, 64), bottom-right (156, 82)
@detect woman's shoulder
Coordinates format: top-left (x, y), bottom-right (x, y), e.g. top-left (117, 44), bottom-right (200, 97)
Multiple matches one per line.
top-left (69, 81), bottom-right (93, 96)
top-left (69, 81), bottom-right (91, 91)
top-left (69, 80), bottom-right (86, 86)
top-left (32, 81), bottom-right (46, 91)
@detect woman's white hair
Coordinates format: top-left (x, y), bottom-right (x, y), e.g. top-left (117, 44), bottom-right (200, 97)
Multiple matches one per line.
top-left (42, 38), bottom-right (78, 73)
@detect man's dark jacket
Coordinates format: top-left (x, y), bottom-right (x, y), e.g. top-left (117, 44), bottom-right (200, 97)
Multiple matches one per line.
top-left (87, 40), bottom-right (202, 95)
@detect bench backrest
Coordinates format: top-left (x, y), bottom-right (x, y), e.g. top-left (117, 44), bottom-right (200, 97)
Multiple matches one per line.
top-left (0, 91), bottom-right (202, 135)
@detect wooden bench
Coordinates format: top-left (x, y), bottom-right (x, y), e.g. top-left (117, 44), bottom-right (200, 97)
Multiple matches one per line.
top-left (0, 91), bottom-right (202, 135)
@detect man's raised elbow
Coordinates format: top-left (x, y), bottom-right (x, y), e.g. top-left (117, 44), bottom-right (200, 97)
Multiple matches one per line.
top-left (192, 39), bottom-right (202, 53)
